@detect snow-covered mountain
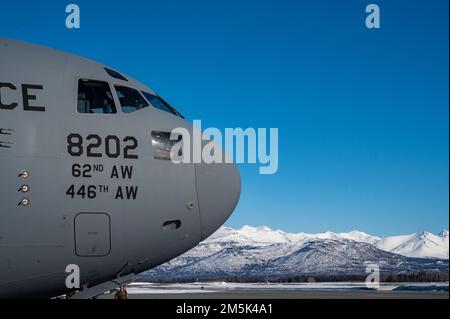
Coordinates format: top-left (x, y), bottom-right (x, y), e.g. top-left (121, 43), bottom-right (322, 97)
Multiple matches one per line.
top-left (374, 232), bottom-right (449, 259)
top-left (139, 226), bottom-right (449, 281)
top-left (206, 226), bottom-right (449, 259)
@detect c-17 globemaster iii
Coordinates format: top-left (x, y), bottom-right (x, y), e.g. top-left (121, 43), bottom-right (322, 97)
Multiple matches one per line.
top-left (0, 38), bottom-right (240, 298)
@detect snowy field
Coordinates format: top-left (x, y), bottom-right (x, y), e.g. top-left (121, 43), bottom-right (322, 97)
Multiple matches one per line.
top-left (126, 282), bottom-right (449, 295)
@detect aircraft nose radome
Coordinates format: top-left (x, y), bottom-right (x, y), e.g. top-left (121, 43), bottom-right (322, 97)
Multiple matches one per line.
top-left (196, 162), bottom-right (241, 241)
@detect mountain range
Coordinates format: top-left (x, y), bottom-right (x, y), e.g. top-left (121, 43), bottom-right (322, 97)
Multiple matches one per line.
top-left (139, 226), bottom-right (449, 281)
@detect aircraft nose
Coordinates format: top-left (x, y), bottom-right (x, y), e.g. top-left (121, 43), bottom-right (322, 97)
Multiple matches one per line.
top-left (196, 162), bottom-right (241, 241)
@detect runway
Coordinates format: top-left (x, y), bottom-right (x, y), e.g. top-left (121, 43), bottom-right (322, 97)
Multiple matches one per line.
top-left (99, 282), bottom-right (449, 299)
top-left (100, 290), bottom-right (448, 299)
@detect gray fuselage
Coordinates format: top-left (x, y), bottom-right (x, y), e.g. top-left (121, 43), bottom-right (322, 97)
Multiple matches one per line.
top-left (0, 38), bottom-right (240, 298)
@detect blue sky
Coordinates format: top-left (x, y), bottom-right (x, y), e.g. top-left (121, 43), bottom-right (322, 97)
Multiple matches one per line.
top-left (1, 0), bottom-right (448, 235)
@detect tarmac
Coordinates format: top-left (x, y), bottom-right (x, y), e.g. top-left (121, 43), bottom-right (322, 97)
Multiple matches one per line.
top-left (100, 290), bottom-right (449, 299)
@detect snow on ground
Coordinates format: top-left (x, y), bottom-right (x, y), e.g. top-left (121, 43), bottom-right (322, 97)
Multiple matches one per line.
top-left (127, 282), bottom-right (449, 294)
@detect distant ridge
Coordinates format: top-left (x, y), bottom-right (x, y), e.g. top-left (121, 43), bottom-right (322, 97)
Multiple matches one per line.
top-left (208, 226), bottom-right (449, 259)
top-left (140, 226), bottom-right (449, 281)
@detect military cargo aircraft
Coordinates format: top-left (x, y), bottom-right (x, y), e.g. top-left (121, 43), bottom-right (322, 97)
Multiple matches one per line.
top-left (0, 38), bottom-right (241, 298)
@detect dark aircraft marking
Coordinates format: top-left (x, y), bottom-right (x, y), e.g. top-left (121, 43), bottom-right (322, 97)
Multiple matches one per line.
top-left (0, 82), bottom-right (45, 111)
top-left (67, 134), bottom-right (139, 159)
top-left (0, 141), bottom-right (13, 148)
top-left (66, 134), bottom-right (140, 200)
top-left (68, 161), bottom-right (138, 201)
top-left (66, 184), bottom-right (138, 201)
top-left (0, 128), bottom-right (14, 135)
top-left (0, 128), bottom-right (14, 148)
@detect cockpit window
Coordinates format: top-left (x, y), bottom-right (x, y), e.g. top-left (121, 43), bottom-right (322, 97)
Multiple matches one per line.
top-left (114, 85), bottom-right (149, 113)
top-left (141, 91), bottom-right (182, 117)
top-left (151, 131), bottom-right (183, 160)
top-left (77, 79), bottom-right (117, 114)
top-left (104, 68), bottom-right (128, 81)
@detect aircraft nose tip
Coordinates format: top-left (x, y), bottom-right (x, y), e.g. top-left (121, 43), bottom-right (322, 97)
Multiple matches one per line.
top-left (196, 162), bottom-right (241, 241)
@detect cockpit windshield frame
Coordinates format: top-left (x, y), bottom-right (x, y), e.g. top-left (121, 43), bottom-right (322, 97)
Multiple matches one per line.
top-left (141, 91), bottom-right (184, 118)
